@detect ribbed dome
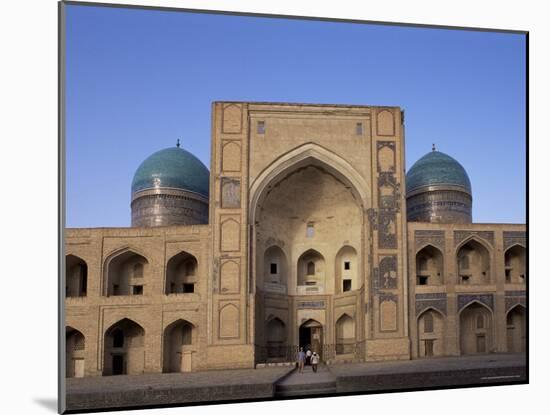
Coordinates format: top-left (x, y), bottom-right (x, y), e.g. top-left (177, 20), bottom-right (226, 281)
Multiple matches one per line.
top-left (406, 150), bottom-right (471, 195)
top-left (131, 147), bottom-right (210, 197)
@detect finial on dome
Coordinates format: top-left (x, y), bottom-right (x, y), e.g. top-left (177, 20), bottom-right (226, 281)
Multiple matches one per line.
top-left (432, 143), bottom-right (436, 152)
top-left (176, 139), bottom-right (180, 148)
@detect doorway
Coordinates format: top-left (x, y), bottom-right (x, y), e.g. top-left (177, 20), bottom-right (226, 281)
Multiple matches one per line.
top-left (112, 354), bottom-right (124, 375)
top-left (299, 320), bottom-right (323, 358)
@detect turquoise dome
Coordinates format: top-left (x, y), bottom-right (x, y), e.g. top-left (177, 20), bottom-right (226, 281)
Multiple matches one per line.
top-left (406, 150), bottom-right (471, 195)
top-left (131, 147), bottom-right (210, 197)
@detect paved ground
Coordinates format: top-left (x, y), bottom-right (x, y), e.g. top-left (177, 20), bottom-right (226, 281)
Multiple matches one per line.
top-left (67, 366), bottom-right (292, 394)
top-left (328, 352), bottom-right (526, 377)
top-left (277, 364), bottom-right (335, 386)
top-left (65, 353), bottom-right (527, 412)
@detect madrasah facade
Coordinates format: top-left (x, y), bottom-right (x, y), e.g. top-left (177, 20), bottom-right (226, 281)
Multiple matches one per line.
top-left (65, 102), bottom-right (526, 378)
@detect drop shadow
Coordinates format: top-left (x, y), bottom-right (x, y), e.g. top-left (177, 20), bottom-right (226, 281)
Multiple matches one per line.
top-left (34, 398), bottom-right (57, 412)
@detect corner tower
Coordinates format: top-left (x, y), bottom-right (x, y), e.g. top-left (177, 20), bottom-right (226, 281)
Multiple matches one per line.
top-left (131, 144), bottom-right (210, 227)
top-left (406, 147), bottom-right (472, 223)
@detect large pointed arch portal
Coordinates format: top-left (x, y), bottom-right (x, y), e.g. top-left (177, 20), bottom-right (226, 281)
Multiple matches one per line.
top-left (249, 143), bottom-right (370, 223)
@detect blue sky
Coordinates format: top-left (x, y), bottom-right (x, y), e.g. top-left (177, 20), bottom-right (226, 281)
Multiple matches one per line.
top-left (65, 4), bottom-right (526, 227)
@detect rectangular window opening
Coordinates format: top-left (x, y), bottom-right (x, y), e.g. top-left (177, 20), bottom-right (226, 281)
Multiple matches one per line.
top-left (343, 279), bottom-right (352, 292)
top-left (183, 283), bottom-right (195, 293)
top-left (306, 222), bottom-right (315, 238)
top-left (417, 276), bottom-right (428, 285)
top-left (270, 263), bottom-right (277, 274)
top-left (132, 285), bottom-right (143, 295)
top-left (344, 261), bottom-right (350, 270)
top-left (257, 120), bottom-right (265, 134)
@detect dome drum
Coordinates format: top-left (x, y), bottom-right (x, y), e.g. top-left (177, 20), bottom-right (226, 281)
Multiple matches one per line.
top-left (131, 190), bottom-right (208, 227)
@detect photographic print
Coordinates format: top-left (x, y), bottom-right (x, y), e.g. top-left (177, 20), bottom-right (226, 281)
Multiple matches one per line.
top-left (61, 1), bottom-right (527, 413)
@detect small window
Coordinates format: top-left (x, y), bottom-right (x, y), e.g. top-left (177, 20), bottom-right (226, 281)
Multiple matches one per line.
top-left (356, 122), bottom-right (363, 135)
top-left (270, 263), bottom-right (278, 274)
top-left (343, 279), bottom-right (352, 292)
top-left (461, 275), bottom-right (470, 284)
top-left (307, 261), bottom-right (315, 275)
top-left (344, 261), bottom-right (350, 270)
top-left (183, 283), bottom-right (195, 293)
top-left (257, 120), bottom-right (265, 134)
top-left (132, 285), bottom-right (143, 295)
top-left (417, 276), bottom-right (428, 285)
top-left (306, 222), bottom-right (314, 238)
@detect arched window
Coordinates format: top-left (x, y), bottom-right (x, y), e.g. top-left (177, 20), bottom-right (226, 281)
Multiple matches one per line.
top-left (415, 245), bottom-right (444, 286)
top-left (105, 250), bottom-right (148, 296)
top-left (66, 255), bottom-right (88, 297)
top-left (457, 240), bottom-right (491, 285)
top-left (504, 245), bottom-right (526, 284)
top-left (307, 261), bottom-right (315, 275)
top-left (424, 312), bottom-right (434, 333)
top-left (165, 252), bottom-right (198, 294)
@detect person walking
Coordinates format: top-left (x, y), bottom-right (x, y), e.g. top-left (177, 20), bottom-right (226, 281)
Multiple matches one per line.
top-left (305, 348), bottom-right (312, 366)
top-left (311, 351), bottom-right (320, 373)
top-left (296, 347), bottom-right (306, 373)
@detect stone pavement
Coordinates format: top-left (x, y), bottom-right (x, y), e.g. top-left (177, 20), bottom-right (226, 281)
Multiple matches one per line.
top-left (329, 353), bottom-right (527, 393)
top-left (66, 366), bottom-right (293, 411)
top-left (275, 364), bottom-right (336, 397)
top-left (65, 353), bottom-right (526, 412)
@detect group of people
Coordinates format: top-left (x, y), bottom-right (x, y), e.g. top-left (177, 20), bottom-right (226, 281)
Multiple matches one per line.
top-left (296, 347), bottom-right (320, 373)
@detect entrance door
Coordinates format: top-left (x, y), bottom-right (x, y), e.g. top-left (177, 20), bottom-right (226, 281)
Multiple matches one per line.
top-left (112, 354), bottom-right (124, 375)
top-left (73, 359), bottom-right (85, 378)
top-left (299, 320), bottom-right (323, 358)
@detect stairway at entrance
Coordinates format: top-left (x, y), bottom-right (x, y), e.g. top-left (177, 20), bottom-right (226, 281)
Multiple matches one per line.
top-left (275, 364), bottom-right (336, 397)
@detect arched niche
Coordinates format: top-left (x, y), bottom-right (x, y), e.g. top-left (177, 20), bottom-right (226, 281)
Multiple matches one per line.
top-left (165, 252), bottom-right (198, 294)
top-left (416, 245), bottom-right (444, 286)
top-left (506, 305), bottom-right (526, 353)
top-left (105, 250), bottom-right (148, 296)
top-left (163, 319), bottom-right (195, 373)
top-left (66, 255), bottom-right (87, 297)
top-left (504, 245), bottom-right (526, 284)
top-left (457, 239), bottom-right (491, 285)
top-left (266, 318), bottom-right (287, 359)
top-left (103, 318), bottom-right (145, 375)
top-left (459, 302), bottom-right (493, 355)
top-left (335, 246), bottom-right (359, 293)
top-left (263, 246), bottom-right (288, 293)
top-left (417, 309), bottom-right (445, 357)
top-left (297, 249), bottom-right (325, 287)
top-left (66, 327), bottom-right (85, 378)
top-left (335, 314), bottom-right (355, 355)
